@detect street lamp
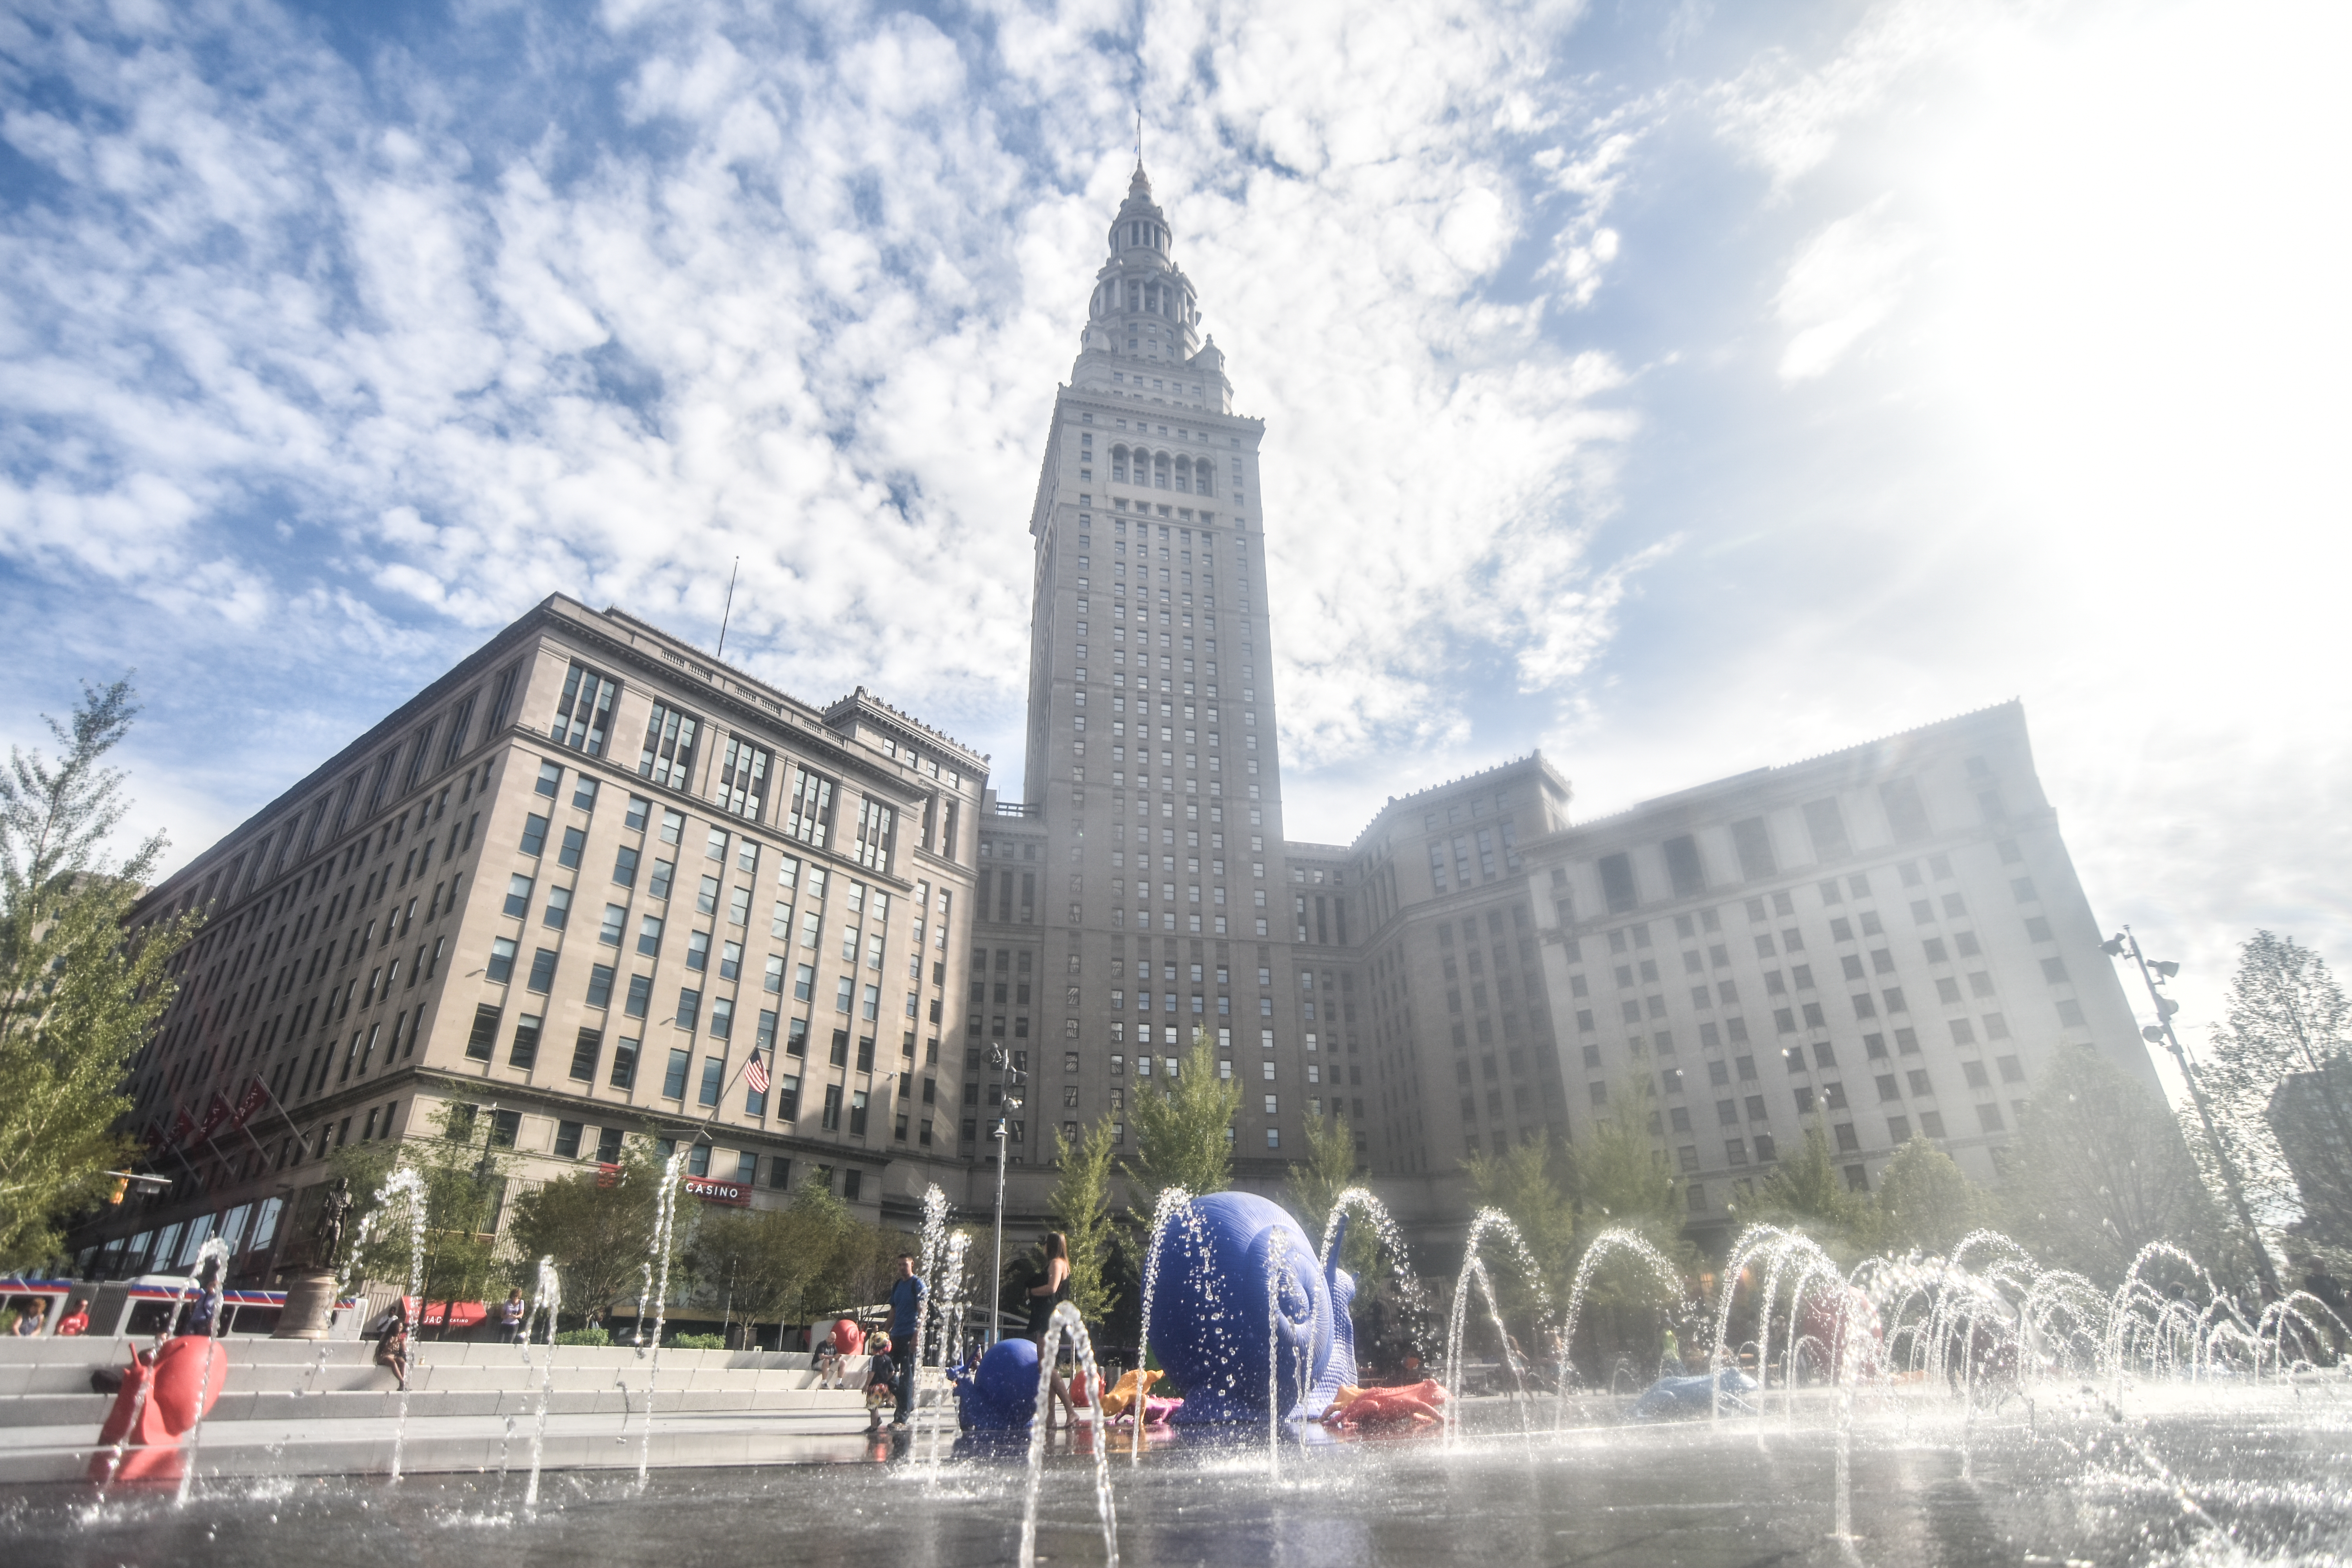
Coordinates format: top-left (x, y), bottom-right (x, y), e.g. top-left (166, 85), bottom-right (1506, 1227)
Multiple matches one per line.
top-left (985, 1041), bottom-right (1026, 1346)
top-left (2101, 929), bottom-right (2282, 1298)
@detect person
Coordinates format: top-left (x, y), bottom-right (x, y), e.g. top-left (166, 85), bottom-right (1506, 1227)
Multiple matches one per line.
top-left (1661, 1327), bottom-right (1682, 1375)
top-left (887, 1252), bottom-right (926, 1429)
top-left (56, 1298), bottom-right (90, 1336)
top-left (372, 1298), bottom-right (412, 1391)
top-left (501, 1288), bottom-right (526, 1344)
top-left (8, 1298), bottom-right (47, 1336)
top-left (864, 1333), bottom-right (897, 1428)
top-left (1025, 1233), bottom-right (1077, 1431)
top-left (815, 1323), bottom-right (840, 1389)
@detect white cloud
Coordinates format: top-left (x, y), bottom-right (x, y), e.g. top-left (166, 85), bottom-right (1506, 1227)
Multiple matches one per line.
top-left (1775, 197), bottom-right (1921, 379)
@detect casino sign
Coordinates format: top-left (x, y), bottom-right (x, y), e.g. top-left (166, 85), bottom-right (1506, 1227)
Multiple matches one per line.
top-left (681, 1175), bottom-right (752, 1207)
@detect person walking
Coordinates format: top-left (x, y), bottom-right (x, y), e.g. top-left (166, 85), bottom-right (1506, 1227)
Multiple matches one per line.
top-left (1025, 1233), bottom-right (1076, 1432)
top-left (887, 1252), bottom-right (926, 1429)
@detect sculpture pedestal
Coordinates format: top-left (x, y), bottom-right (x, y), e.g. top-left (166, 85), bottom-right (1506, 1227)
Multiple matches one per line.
top-left (273, 1271), bottom-right (339, 1339)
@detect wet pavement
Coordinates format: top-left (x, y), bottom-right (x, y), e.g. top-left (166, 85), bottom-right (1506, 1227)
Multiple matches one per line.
top-left (5, 1383), bottom-right (2350, 1567)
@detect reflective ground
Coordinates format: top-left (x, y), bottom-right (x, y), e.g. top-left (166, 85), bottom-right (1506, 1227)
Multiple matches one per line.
top-left (5, 1385), bottom-right (2350, 1568)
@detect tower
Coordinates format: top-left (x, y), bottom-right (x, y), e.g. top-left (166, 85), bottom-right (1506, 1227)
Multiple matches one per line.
top-left (965, 161), bottom-right (1316, 1183)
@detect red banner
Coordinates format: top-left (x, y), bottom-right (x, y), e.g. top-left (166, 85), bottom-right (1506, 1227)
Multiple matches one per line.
top-left (230, 1077), bottom-right (270, 1131)
top-left (196, 1091), bottom-right (233, 1142)
top-left (681, 1175), bottom-right (751, 1207)
top-left (168, 1107), bottom-right (196, 1148)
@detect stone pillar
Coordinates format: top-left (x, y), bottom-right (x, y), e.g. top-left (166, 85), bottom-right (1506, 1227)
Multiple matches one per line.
top-left (274, 1271), bottom-right (339, 1339)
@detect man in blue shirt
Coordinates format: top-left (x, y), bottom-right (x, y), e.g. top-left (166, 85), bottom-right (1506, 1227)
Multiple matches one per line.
top-left (887, 1253), bottom-right (926, 1428)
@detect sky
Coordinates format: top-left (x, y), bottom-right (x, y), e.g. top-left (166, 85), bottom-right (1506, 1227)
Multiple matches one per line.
top-left (2, 0), bottom-right (2348, 1069)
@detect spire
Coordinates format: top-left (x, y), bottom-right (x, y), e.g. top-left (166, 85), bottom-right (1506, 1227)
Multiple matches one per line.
top-left (1132, 110), bottom-right (1150, 195)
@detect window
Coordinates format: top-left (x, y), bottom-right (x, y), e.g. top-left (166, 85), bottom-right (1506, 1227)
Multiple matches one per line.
top-left (1597, 853), bottom-right (1637, 914)
top-left (640, 703), bottom-right (701, 789)
top-left (509, 1013), bottom-right (541, 1069)
top-left (526, 947), bottom-right (559, 993)
top-left (698, 1055), bottom-right (725, 1106)
top-left (853, 798), bottom-right (897, 871)
top-left (535, 760), bottom-right (562, 798)
top-left (662, 1048), bottom-right (692, 1099)
top-left (555, 662), bottom-right (619, 755)
top-left (638, 915), bottom-right (664, 955)
top-left (559, 826), bottom-right (586, 869)
top-left (1731, 817), bottom-right (1775, 879)
top-left (521, 814), bottom-right (549, 856)
top-left (787, 766), bottom-right (837, 847)
top-left (822, 1084), bottom-right (844, 1130)
top-left (625, 973), bottom-right (652, 1018)
top-left (626, 795), bottom-right (652, 831)
top-left (486, 937), bottom-right (517, 984)
top-left (677, 988), bottom-right (701, 1029)
top-left (1878, 778), bottom-right (1931, 840)
top-left (715, 737), bottom-right (771, 819)
top-left (1663, 835), bottom-right (1705, 897)
top-left (610, 1038), bottom-right (639, 1089)
top-left (1802, 799), bottom-right (1850, 859)
top-left (568, 1029), bottom-right (602, 1082)
top-left (543, 885), bottom-right (571, 929)
top-left (599, 904), bottom-right (627, 947)
top-left (505, 875), bottom-right (533, 918)
top-left (465, 1004), bottom-right (500, 1061)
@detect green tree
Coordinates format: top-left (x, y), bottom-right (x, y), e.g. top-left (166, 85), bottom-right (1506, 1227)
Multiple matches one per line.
top-left (1049, 1115), bottom-right (1122, 1325)
top-left (684, 1180), bottom-right (858, 1345)
top-left (1465, 1137), bottom-right (1579, 1322)
top-left (504, 1132), bottom-right (667, 1323)
top-left (1999, 1045), bottom-right (2243, 1288)
top-left (1868, 1134), bottom-right (1985, 1255)
top-left (2202, 931), bottom-right (2352, 1249)
top-left (1730, 1114), bottom-right (1871, 1248)
top-left (1123, 1027), bottom-right (1241, 1208)
top-left (0, 681), bottom-right (197, 1269)
top-left (1287, 1112), bottom-right (1391, 1312)
top-left (1561, 1073), bottom-right (1682, 1238)
top-left (332, 1100), bottom-right (516, 1332)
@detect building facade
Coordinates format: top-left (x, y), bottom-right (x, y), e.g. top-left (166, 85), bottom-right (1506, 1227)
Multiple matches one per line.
top-left (73, 164), bottom-right (2168, 1281)
top-left (74, 596), bottom-right (988, 1284)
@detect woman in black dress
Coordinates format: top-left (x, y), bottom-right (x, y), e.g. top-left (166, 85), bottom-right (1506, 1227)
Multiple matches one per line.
top-left (1024, 1233), bottom-right (1076, 1430)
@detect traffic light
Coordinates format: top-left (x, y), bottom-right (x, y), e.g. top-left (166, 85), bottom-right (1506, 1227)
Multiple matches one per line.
top-left (2100, 936), bottom-right (2128, 957)
top-left (107, 1172), bottom-right (130, 1205)
top-left (1003, 1069), bottom-right (1027, 1112)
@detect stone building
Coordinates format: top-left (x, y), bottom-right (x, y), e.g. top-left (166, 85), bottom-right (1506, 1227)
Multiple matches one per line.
top-left (74, 595), bottom-right (987, 1284)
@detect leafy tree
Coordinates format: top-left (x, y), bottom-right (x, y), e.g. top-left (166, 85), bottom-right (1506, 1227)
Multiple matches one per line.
top-left (1561, 1072), bottom-right (1682, 1240)
top-left (2202, 932), bottom-right (2352, 1249)
top-left (1288, 1112), bottom-right (1389, 1316)
top-left (1049, 1115), bottom-right (1122, 1325)
top-left (684, 1178), bottom-right (857, 1345)
top-left (1999, 1045), bottom-right (2244, 1288)
top-left (1123, 1027), bottom-right (1241, 1209)
top-left (1464, 1137), bottom-right (1579, 1323)
top-left (504, 1132), bottom-right (668, 1323)
top-left (1868, 1134), bottom-right (1985, 1255)
top-left (0, 681), bottom-right (198, 1269)
top-left (332, 1100), bottom-right (516, 1333)
top-left (1730, 1114), bottom-right (1871, 1249)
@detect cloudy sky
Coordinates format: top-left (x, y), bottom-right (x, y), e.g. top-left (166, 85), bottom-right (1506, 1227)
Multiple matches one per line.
top-left (3, 0), bottom-right (2347, 1059)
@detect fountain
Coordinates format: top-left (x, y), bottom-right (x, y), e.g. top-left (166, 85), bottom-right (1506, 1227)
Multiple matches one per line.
top-left (521, 1254), bottom-right (561, 1511)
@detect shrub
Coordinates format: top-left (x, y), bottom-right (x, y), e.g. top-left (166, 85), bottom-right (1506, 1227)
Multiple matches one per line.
top-left (670, 1332), bottom-right (725, 1349)
top-left (554, 1325), bottom-right (611, 1346)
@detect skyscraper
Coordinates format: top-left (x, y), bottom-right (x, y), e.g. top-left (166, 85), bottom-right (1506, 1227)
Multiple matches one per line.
top-left (966, 162), bottom-right (1315, 1182)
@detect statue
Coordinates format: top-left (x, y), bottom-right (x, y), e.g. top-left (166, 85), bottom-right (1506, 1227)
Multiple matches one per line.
top-left (310, 1176), bottom-right (354, 1271)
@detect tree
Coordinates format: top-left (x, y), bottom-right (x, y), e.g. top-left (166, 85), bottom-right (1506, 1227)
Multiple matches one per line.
top-left (684, 1178), bottom-right (857, 1345)
top-left (1049, 1115), bottom-right (1122, 1325)
top-left (1999, 1045), bottom-right (2244, 1288)
top-left (1561, 1073), bottom-right (1682, 1240)
top-left (333, 1101), bottom-right (517, 1332)
top-left (0, 681), bottom-right (197, 1269)
top-left (1465, 1136), bottom-right (1579, 1325)
top-left (1123, 1027), bottom-right (1241, 1208)
top-left (1869, 1134), bottom-right (1985, 1256)
top-left (1288, 1112), bottom-right (1389, 1312)
top-left (2203, 932), bottom-right (2352, 1248)
top-left (504, 1132), bottom-right (668, 1323)
top-left (1730, 1114), bottom-right (1871, 1249)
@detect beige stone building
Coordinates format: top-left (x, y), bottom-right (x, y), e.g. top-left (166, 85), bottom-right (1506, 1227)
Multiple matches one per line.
top-left (76, 595), bottom-right (987, 1285)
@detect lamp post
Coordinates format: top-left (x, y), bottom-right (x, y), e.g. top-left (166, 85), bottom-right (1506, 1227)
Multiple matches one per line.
top-left (985, 1040), bottom-right (1026, 1346)
top-left (2102, 928), bottom-right (2282, 1298)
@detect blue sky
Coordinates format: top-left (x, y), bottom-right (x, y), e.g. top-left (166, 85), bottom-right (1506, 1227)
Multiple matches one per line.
top-left (3, 0), bottom-right (2347, 1061)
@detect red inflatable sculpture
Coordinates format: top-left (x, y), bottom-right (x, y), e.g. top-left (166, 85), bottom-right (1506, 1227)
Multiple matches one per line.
top-left (830, 1317), bottom-right (865, 1356)
top-left (97, 1338), bottom-right (229, 1449)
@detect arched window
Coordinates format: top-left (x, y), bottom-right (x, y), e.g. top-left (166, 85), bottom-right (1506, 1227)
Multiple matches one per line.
top-left (1174, 456), bottom-right (1191, 494)
top-left (1196, 463), bottom-right (1213, 498)
top-left (1111, 446), bottom-right (1130, 483)
top-left (1154, 452), bottom-right (1171, 490)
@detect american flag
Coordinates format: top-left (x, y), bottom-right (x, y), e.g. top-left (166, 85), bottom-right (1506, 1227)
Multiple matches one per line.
top-left (744, 1053), bottom-right (770, 1094)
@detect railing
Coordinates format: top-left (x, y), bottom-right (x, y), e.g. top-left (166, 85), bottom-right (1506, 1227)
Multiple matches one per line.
top-left (993, 801), bottom-right (1042, 818)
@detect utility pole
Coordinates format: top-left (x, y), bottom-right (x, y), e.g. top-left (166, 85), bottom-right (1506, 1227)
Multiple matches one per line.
top-left (986, 1040), bottom-right (1026, 1346)
top-left (2104, 928), bottom-right (2281, 1298)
